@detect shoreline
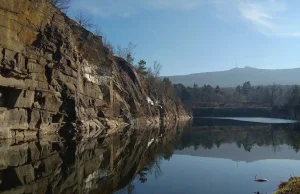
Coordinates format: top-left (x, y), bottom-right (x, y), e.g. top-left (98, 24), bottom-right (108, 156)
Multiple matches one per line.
top-left (274, 177), bottom-right (300, 194)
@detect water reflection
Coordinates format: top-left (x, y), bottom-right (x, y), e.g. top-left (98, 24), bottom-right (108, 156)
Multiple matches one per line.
top-left (187, 118), bottom-right (300, 152)
top-left (117, 119), bottom-right (300, 194)
top-left (178, 126), bottom-right (300, 153)
top-left (0, 119), bottom-right (300, 194)
top-left (208, 117), bottom-right (298, 124)
top-left (0, 123), bottom-right (184, 194)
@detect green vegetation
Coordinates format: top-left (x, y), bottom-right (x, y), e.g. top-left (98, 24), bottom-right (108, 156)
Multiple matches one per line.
top-left (174, 81), bottom-right (300, 108)
top-left (274, 177), bottom-right (300, 194)
top-left (137, 60), bottom-right (148, 76)
top-left (116, 43), bottom-right (180, 103)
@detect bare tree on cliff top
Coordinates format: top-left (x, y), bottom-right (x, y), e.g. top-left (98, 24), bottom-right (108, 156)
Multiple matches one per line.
top-left (116, 42), bottom-right (136, 65)
top-left (92, 26), bottom-right (115, 54)
top-left (152, 61), bottom-right (162, 78)
top-left (48, 0), bottom-right (71, 11)
top-left (74, 11), bottom-right (94, 29)
top-left (94, 26), bottom-right (103, 37)
top-left (103, 36), bottom-right (115, 54)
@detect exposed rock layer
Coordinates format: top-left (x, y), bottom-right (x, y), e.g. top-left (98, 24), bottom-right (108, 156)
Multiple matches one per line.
top-left (0, 0), bottom-right (188, 139)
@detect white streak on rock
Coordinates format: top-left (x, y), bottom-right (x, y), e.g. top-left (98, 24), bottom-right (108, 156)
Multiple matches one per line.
top-left (147, 138), bottom-right (155, 147)
top-left (146, 96), bottom-right (154, 106)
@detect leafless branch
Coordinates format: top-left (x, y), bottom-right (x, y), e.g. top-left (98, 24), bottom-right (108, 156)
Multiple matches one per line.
top-left (153, 61), bottom-right (162, 78)
top-left (103, 36), bottom-right (115, 54)
top-left (48, 0), bottom-right (71, 11)
top-left (74, 11), bottom-right (94, 29)
top-left (116, 42), bottom-right (136, 64)
top-left (94, 26), bottom-right (103, 36)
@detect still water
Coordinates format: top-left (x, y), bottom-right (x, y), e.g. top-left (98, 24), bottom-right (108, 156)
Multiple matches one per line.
top-left (116, 118), bottom-right (300, 194)
top-left (209, 117), bottom-right (298, 124)
top-left (0, 118), bottom-right (300, 194)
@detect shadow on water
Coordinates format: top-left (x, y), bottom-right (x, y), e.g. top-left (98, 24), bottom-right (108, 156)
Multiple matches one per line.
top-left (0, 119), bottom-right (300, 194)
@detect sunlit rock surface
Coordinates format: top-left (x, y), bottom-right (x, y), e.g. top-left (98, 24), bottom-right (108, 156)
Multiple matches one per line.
top-left (0, 0), bottom-right (189, 139)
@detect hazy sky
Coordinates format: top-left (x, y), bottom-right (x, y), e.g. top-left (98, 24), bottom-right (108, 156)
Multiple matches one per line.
top-left (69, 0), bottom-right (300, 76)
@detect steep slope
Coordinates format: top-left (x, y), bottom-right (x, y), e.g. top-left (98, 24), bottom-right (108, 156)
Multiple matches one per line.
top-left (0, 0), bottom-right (188, 139)
top-left (167, 66), bottom-right (300, 87)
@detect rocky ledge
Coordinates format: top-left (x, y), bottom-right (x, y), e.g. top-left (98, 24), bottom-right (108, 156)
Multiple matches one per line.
top-left (0, 0), bottom-right (189, 140)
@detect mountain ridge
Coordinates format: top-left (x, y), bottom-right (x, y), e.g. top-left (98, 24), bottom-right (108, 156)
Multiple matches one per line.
top-left (165, 66), bottom-right (300, 87)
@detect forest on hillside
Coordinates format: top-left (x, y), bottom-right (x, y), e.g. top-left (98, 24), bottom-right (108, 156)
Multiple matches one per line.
top-left (174, 81), bottom-right (300, 108)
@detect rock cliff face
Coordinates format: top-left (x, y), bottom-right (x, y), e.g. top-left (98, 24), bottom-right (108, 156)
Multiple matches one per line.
top-left (0, 0), bottom-right (188, 139)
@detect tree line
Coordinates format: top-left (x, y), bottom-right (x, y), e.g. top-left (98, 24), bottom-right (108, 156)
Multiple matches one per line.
top-left (174, 81), bottom-right (300, 108)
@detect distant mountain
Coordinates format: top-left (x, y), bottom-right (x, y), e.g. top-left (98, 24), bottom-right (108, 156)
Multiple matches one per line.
top-left (166, 66), bottom-right (300, 87)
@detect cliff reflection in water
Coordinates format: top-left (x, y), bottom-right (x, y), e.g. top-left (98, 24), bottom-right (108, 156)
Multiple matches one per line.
top-left (1, 120), bottom-right (300, 194)
top-left (0, 123), bottom-right (184, 194)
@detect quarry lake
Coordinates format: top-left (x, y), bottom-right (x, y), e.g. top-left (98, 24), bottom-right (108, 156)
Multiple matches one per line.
top-left (114, 118), bottom-right (300, 194)
top-left (1, 117), bottom-right (300, 194)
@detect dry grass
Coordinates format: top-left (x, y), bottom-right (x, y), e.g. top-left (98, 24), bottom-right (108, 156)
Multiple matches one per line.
top-left (274, 177), bottom-right (300, 194)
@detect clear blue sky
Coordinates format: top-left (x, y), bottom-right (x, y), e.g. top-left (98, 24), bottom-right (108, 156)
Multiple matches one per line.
top-left (68, 0), bottom-right (300, 76)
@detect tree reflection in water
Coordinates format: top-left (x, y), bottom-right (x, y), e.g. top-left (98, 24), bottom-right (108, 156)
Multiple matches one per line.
top-left (177, 123), bottom-right (300, 153)
top-left (0, 121), bottom-right (300, 194)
